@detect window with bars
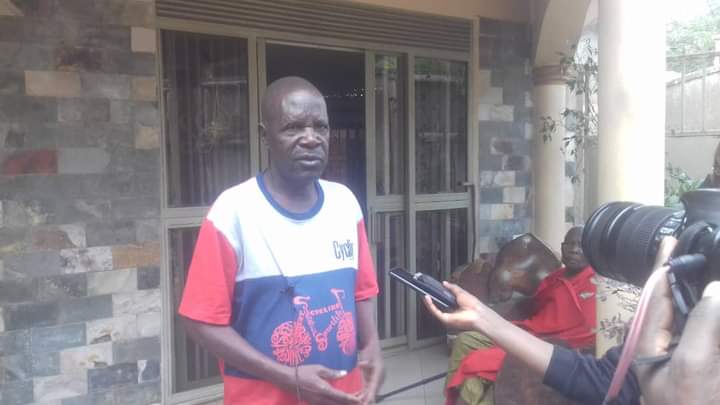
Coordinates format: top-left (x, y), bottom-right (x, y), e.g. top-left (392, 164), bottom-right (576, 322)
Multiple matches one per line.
top-left (161, 29), bottom-right (252, 394)
top-left (163, 30), bottom-right (252, 208)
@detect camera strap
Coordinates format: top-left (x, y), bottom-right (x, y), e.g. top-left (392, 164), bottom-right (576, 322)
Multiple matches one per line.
top-left (603, 265), bottom-right (669, 405)
top-left (604, 253), bottom-right (708, 404)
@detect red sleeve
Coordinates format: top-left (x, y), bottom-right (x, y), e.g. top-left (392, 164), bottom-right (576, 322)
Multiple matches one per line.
top-left (178, 218), bottom-right (238, 325)
top-left (355, 219), bottom-right (379, 301)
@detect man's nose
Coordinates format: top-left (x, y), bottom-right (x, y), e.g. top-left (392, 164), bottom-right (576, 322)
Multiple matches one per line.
top-left (298, 127), bottom-right (322, 146)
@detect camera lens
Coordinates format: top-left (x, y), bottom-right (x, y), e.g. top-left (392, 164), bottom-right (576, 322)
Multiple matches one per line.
top-left (582, 202), bottom-right (684, 286)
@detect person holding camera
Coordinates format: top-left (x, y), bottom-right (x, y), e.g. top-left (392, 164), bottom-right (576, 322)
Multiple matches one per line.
top-left (426, 236), bottom-right (720, 405)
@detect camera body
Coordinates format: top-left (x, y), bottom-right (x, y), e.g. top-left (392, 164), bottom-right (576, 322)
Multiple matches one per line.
top-left (582, 189), bottom-right (720, 310)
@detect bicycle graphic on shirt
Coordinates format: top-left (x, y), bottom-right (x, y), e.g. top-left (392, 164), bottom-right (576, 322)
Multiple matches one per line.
top-left (271, 288), bottom-right (356, 366)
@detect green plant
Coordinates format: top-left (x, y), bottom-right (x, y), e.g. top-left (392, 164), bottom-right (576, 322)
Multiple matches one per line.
top-left (666, 0), bottom-right (720, 72)
top-left (539, 40), bottom-right (598, 184)
top-left (539, 40), bottom-right (598, 151)
top-left (665, 162), bottom-right (703, 207)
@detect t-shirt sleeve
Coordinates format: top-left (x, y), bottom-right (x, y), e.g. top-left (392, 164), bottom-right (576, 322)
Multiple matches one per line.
top-left (543, 345), bottom-right (641, 405)
top-left (355, 218), bottom-right (379, 301)
top-left (178, 218), bottom-right (239, 325)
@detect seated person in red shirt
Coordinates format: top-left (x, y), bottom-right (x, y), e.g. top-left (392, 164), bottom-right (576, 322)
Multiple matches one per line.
top-left (445, 226), bottom-right (596, 405)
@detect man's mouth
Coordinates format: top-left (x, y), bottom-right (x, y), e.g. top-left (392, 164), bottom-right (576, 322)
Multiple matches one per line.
top-left (565, 255), bottom-right (585, 264)
top-left (296, 155), bottom-right (323, 163)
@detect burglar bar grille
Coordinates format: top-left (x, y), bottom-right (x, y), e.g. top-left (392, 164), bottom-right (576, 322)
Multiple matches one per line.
top-left (156, 0), bottom-right (472, 54)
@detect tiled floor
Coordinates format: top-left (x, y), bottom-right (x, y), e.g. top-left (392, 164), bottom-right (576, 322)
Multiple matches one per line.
top-left (377, 344), bottom-right (449, 405)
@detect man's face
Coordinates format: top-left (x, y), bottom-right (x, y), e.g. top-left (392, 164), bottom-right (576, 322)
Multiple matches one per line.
top-left (561, 229), bottom-right (589, 270)
top-left (265, 89), bottom-right (329, 182)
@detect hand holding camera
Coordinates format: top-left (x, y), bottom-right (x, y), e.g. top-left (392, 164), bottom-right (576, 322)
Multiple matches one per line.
top-left (635, 255), bottom-right (720, 405)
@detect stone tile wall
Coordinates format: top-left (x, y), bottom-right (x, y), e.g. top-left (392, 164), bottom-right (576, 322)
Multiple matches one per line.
top-left (475, 18), bottom-right (534, 253)
top-left (0, 1), bottom-right (161, 404)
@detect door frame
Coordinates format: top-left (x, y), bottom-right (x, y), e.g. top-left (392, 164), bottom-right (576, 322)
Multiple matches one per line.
top-left (404, 50), bottom-right (474, 349)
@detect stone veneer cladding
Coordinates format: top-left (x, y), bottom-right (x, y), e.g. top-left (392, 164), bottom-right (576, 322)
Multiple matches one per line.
top-left (0, 1), bottom-right (161, 404)
top-left (476, 18), bottom-right (534, 253)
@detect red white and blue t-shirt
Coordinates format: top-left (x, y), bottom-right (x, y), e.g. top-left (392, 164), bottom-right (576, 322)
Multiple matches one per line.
top-left (178, 174), bottom-right (379, 404)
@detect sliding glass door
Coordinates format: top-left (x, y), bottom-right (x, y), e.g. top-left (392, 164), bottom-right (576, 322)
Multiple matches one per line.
top-left (365, 52), bottom-right (471, 349)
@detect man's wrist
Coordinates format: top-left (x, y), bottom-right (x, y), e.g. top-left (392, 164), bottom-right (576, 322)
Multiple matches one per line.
top-left (269, 364), bottom-right (297, 390)
top-left (359, 334), bottom-right (381, 352)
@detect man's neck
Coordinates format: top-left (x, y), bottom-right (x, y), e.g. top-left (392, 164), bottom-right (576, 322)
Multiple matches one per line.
top-left (264, 169), bottom-right (318, 213)
top-left (562, 266), bottom-right (585, 279)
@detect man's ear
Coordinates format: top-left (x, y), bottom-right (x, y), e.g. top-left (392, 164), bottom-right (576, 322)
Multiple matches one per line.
top-left (259, 123), bottom-right (268, 146)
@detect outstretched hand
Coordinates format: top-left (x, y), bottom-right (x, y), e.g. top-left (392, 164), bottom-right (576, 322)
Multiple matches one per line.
top-left (422, 282), bottom-right (496, 332)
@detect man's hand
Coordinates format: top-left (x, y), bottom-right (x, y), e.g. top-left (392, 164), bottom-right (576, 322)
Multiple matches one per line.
top-left (423, 282), bottom-right (496, 332)
top-left (635, 237), bottom-right (720, 405)
top-left (355, 299), bottom-right (384, 404)
top-left (358, 341), bottom-right (384, 405)
top-left (293, 365), bottom-right (361, 405)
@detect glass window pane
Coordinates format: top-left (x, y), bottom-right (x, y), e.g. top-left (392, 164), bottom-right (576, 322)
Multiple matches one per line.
top-left (375, 55), bottom-right (406, 196)
top-left (414, 58), bottom-right (468, 194)
top-left (415, 209), bottom-right (468, 340)
top-left (374, 212), bottom-right (407, 340)
top-left (162, 31), bottom-right (251, 207)
top-left (170, 227), bottom-right (222, 392)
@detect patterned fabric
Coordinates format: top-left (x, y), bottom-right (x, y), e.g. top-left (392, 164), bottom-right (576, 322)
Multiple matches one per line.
top-left (179, 173), bottom-right (379, 404)
top-left (448, 332), bottom-right (495, 405)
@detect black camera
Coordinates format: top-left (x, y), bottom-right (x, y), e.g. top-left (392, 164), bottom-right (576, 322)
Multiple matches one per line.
top-left (582, 189), bottom-right (720, 312)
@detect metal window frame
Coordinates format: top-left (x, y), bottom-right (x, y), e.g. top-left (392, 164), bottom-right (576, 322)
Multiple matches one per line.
top-left (158, 28), bottom-right (260, 405)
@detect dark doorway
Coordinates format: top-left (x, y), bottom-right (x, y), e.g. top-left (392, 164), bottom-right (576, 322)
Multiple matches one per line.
top-left (266, 43), bottom-right (367, 212)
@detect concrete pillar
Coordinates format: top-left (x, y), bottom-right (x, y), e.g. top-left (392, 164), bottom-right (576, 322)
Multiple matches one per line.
top-left (595, 0), bottom-right (666, 354)
top-left (532, 65), bottom-right (567, 250)
top-left (598, 0), bottom-right (666, 206)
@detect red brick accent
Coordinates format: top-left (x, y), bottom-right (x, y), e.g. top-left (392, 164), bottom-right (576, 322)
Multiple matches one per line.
top-left (112, 242), bottom-right (161, 269)
top-left (1, 150), bottom-right (58, 175)
top-left (32, 228), bottom-right (77, 250)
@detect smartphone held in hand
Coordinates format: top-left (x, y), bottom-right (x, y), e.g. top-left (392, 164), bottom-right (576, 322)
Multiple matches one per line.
top-left (389, 268), bottom-right (458, 310)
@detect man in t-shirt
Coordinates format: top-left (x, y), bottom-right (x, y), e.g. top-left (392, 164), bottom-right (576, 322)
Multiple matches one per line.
top-left (445, 226), bottom-right (596, 405)
top-left (179, 77), bottom-right (383, 405)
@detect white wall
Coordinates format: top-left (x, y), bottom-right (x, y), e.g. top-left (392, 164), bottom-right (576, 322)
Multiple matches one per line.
top-left (667, 135), bottom-right (720, 180)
